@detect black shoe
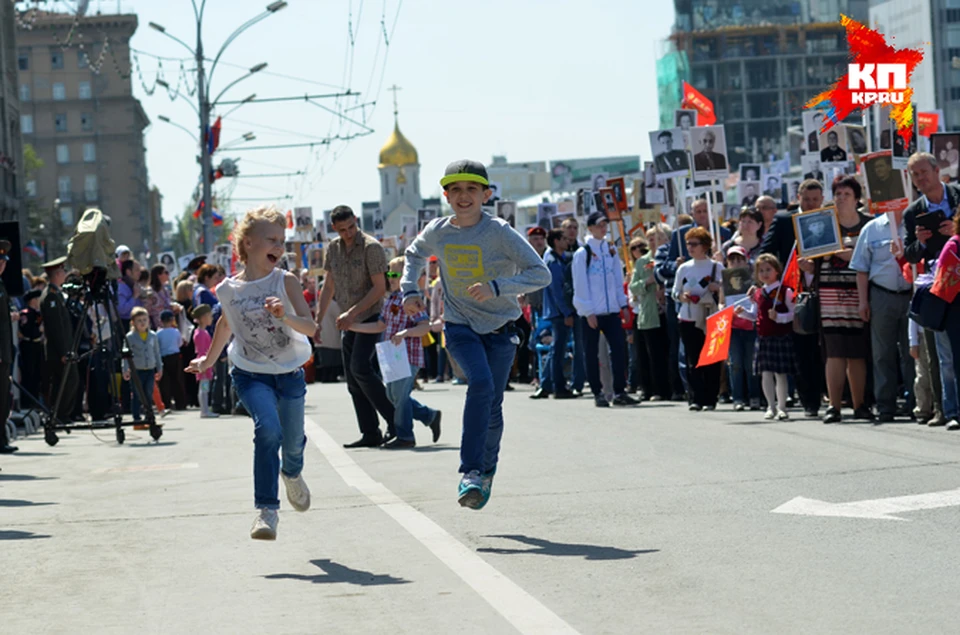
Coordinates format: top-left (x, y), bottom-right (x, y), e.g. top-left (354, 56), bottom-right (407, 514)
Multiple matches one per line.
top-left (381, 437), bottom-right (416, 449)
top-left (804, 409), bottom-right (818, 418)
top-left (343, 437), bottom-right (383, 449)
top-left (0, 444), bottom-right (19, 454)
top-left (670, 392), bottom-right (686, 402)
top-left (554, 390), bottom-right (576, 400)
top-left (613, 393), bottom-right (639, 406)
top-left (877, 413), bottom-right (895, 423)
top-left (529, 388), bottom-right (551, 400)
top-left (383, 431), bottom-right (397, 445)
top-left (822, 407), bottom-right (842, 424)
top-left (504, 383), bottom-right (515, 392)
top-left (429, 411), bottom-right (442, 443)
top-left (594, 395), bottom-right (610, 408)
top-left (852, 406), bottom-right (875, 422)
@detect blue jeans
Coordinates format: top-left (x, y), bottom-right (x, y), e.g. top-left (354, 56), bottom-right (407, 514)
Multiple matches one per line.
top-left (231, 367), bottom-right (307, 510)
top-left (385, 363), bottom-right (437, 441)
top-left (550, 317), bottom-right (573, 392)
top-left (937, 324), bottom-right (960, 420)
top-left (444, 322), bottom-right (517, 475)
top-left (571, 317), bottom-right (585, 392)
top-left (130, 369), bottom-right (155, 421)
top-left (728, 328), bottom-right (759, 404)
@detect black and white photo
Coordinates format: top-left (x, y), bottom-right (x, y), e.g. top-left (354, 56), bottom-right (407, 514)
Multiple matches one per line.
top-left (763, 174), bottom-right (782, 199)
top-left (846, 124), bottom-right (868, 155)
top-left (590, 173), bottom-right (609, 192)
top-left (891, 118), bottom-right (919, 170)
top-left (537, 203), bottom-right (558, 230)
top-left (417, 207), bottom-right (438, 232)
top-left (496, 200), bottom-right (517, 228)
top-left (792, 207), bottom-right (842, 259)
top-left (649, 129), bottom-right (690, 179)
top-left (818, 128), bottom-right (848, 165)
top-left (739, 163), bottom-right (761, 182)
top-left (932, 132), bottom-right (960, 182)
top-left (675, 109), bottom-right (697, 130)
top-left (803, 110), bottom-right (826, 153)
top-left (738, 181), bottom-right (760, 208)
top-left (690, 125), bottom-right (729, 182)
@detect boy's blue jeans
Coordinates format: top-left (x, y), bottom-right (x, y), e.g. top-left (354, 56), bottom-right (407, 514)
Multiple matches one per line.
top-left (444, 322), bottom-right (517, 475)
top-left (385, 363), bottom-right (437, 441)
top-left (130, 369), bottom-right (155, 421)
top-left (728, 328), bottom-right (760, 404)
top-left (231, 367), bottom-right (307, 510)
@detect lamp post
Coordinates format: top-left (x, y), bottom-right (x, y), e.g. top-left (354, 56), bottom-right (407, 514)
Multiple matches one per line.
top-left (149, 1), bottom-right (287, 253)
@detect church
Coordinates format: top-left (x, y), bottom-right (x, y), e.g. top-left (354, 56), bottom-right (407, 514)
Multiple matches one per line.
top-left (360, 102), bottom-right (441, 239)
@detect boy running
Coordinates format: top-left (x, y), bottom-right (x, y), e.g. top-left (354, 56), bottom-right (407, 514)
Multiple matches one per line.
top-left (401, 160), bottom-right (551, 509)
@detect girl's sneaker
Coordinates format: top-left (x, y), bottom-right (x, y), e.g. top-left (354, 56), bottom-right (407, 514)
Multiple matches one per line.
top-left (764, 408), bottom-right (776, 420)
top-left (458, 470), bottom-right (484, 509)
top-left (777, 410), bottom-right (790, 421)
top-left (250, 508), bottom-right (278, 540)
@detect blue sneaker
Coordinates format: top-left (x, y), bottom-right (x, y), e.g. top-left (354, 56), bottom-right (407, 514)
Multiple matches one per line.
top-left (476, 468), bottom-right (496, 510)
top-left (458, 470), bottom-right (483, 508)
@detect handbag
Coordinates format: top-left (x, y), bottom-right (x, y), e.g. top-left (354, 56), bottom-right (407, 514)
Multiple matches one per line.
top-left (792, 266), bottom-right (820, 335)
top-left (909, 282), bottom-right (948, 332)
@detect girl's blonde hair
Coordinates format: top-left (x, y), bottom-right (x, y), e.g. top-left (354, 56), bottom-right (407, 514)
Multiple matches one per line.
top-left (175, 280), bottom-right (194, 303)
top-left (388, 256), bottom-right (405, 271)
top-left (234, 205), bottom-right (286, 263)
top-left (129, 306), bottom-right (149, 332)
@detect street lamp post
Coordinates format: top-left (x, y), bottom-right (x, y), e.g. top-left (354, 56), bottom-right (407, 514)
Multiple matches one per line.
top-left (149, 1), bottom-right (288, 253)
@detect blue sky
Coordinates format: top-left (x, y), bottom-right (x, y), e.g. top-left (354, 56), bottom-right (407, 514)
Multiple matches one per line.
top-left (122, 0), bottom-right (674, 223)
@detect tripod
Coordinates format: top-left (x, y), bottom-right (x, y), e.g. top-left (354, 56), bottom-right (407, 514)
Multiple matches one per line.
top-left (43, 268), bottom-right (162, 445)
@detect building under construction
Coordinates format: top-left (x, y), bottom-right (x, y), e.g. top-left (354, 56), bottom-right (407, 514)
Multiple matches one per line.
top-left (658, 0), bottom-right (869, 168)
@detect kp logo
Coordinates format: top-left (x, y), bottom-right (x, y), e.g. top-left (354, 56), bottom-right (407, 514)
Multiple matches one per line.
top-left (807, 15), bottom-right (924, 144)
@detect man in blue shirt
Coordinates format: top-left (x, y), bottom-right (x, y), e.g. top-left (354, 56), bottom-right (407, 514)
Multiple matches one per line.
top-left (536, 228), bottom-right (577, 400)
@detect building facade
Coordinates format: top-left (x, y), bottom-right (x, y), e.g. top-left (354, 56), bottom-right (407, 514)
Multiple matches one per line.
top-left (660, 0), bottom-right (869, 168)
top-left (16, 11), bottom-right (155, 257)
top-left (0, 1), bottom-right (23, 225)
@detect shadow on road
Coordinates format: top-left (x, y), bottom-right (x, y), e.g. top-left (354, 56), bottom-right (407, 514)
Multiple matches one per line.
top-left (411, 446), bottom-right (459, 453)
top-left (0, 474), bottom-right (58, 481)
top-left (0, 499), bottom-right (56, 507)
top-left (0, 530), bottom-right (51, 541)
top-left (478, 534), bottom-right (658, 561)
top-left (5, 452), bottom-right (65, 457)
top-left (264, 559), bottom-right (410, 586)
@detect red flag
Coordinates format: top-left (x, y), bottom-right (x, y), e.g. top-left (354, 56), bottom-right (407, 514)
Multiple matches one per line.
top-left (781, 245), bottom-right (800, 291)
top-left (286, 209), bottom-right (294, 229)
top-left (698, 306), bottom-right (735, 367)
top-left (918, 112), bottom-right (939, 138)
top-left (931, 247), bottom-right (960, 303)
top-left (681, 81), bottom-right (716, 126)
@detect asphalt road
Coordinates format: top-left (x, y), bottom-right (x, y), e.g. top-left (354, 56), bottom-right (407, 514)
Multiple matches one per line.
top-left (5, 380), bottom-right (960, 634)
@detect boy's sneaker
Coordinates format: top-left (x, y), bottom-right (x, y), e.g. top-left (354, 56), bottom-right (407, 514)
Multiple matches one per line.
top-left (458, 470), bottom-right (484, 509)
top-left (281, 472), bottom-right (311, 512)
top-left (475, 469), bottom-right (496, 510)
top-left (250, 508), bottom-right (278, 540)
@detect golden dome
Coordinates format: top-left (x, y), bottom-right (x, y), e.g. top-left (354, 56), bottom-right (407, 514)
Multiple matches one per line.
top-left (378, 123), bottom-right (418, 168)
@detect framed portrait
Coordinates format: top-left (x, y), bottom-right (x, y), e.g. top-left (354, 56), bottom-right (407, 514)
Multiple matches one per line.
top-left (590, 172), bottom-right (609, 193)
top-left (762, 174), bottom-right (782, 199)
top-left (739, 163), bottom-right (762, 182)
top-left (818, 127), bottom-right (850, 168)
top-left (674, 108), bottom-right (697, 130)
top-left (606, 176), bottom-right (628, 211)
top-left (861, 151), bottom-right (907, 214)
top-left (294, 207), bottom-right (314, 242)
top-left (689, 125), bottom-right (729, 182)
top-left (792, 207), bottom-right (843, 259)
top-left (803, 110), bottom-right (827, 154)
top-left (891, 116), bottom-right (918, 170)
top-left (737, 180), bottom-right (761, 208)
top-left (649, 128), bottom-right (690, 179)
top-left (722, 267), bottom-right (752, 298)
top-left (487, 181), bottom-right (502, 204)
top-left (931, 132), bottom-right (960, 182)
top-left (846, 124), bottom-right (869, 155)
top-left (159, 252), bottom-right (179, 277)
top-left (781, 177), bottom-right (802, 208)
top-left (496, 200), bottom-right (517, 228)
top-left (537, 203), bottom-right (558, 230)
top-left (599, 187), bottom-right (621, 220)
top-left (417, 208), bottom-right (438, 232)
top-left (801, 154), bottom-right (824, 181)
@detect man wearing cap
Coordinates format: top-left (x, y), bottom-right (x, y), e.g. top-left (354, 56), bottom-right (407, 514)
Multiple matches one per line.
top-left (572, 212), bottom-right (638, 408)
top-left (0, 241), bottom-right (17, 453)
top-left (316, 205), bottom-right (396, 448)
top-left (401, 159), bottom-right (550, 509)
top-left (40, 256), bottom-right (78, 424)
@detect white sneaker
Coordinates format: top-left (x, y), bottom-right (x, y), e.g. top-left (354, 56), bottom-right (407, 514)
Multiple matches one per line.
top-left (282, 472), bottom-right (311, 512)
top-left (777, 410), bottom-right (790, 421)
top-left (250, 508), bottom-right (278, 540)
top-left (764, 408), bottom-right (776, 420)
top-left (947, 419), bottom-right (960, 431)
top-left (200, 411), bottom-right (220, 418)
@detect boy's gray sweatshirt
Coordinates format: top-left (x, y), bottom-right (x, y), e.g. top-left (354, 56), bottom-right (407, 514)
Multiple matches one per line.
top-left (402, 213), bottom-right (551, 334)
top-left (123, 330), bottom-right (163, 374)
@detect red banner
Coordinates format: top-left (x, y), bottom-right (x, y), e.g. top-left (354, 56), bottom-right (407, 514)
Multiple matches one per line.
top-left (782, 246), bottom-right (800, 291)
top-left (932, 244), bottom-right (960, 303)
top-left (681, 81), bottom-right (716, 126)
top-left (697, 306), bottom-right (735, 367)
top-left (918, 112), bottom-right (939, 138)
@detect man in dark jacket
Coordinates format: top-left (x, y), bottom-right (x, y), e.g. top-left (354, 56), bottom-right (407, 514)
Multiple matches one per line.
top-left (533, 229), bottom-right (577, 400)
top-left (760, 179), bottom-right (826, 418)
top-left (0, 241), bottom-right (17, 453)
top-left (40, 256), bottom-right (78, 424)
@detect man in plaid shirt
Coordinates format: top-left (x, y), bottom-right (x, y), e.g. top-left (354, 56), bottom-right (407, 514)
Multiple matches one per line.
top-left (381, 256), bottom-right (442, 449)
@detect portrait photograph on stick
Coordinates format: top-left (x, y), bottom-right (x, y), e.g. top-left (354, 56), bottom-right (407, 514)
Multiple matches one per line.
top-left (818, 128), bottom-right (849, 167)
top-left (675, 108), bottom-right (697, 130)
top-left (649, 129), bottom-right (690, 179)
top-left (690, 125), bottom-right (729, 182)
top-left (737, 180), bottom-right (760, 208)
top-left (803, 110), bottom-right (826, 153)
top-left (861, 151), bottom-right (907, 214)
top-left (931, 132), bottom-right (960, 182)
top-left (606, 176), bottom-right (628, 211)
top-left (739, 163), bottom-right (761, 182)
top-left (792, 207), bottom-right (843, 259)
top-left (846, 124), bottom-right (869, 155)
top-left (891, 117), bottom-right (918, 170)
top-left (496, 200), bottom-right (517, 228)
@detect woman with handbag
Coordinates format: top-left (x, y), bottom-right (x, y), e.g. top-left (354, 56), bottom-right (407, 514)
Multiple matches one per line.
top-left (818, 176), bottom-right (874, 423)
top-left (673, 226), bottom-right (725, 411)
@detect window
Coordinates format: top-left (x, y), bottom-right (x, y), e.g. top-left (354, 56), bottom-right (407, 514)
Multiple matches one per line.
top-left (17, 49), bottom-right (28, 71)
top-left (51, 50), bottom-right (64, 70)
top-left (55, 114), bottom-right (67, 132)
top-left (52, 82), bottom-right (66, 101)
top-left (948, 8), bottom-right (960, 22)
top-left (56, 144), bottom-right (70, 164)
top-left (78, 81), bottom-right (91, 100)
top-left (83, 142), bottom-right (96, 163)
top-left (58, 176), bottom-right (72, 202)
top-left (80, 112), bottom-right (93, 131)
top-left (25, 180), bottom-right (36, 198)
top-left (59, 207), bottom-right (74, 226)
top-left (952, 86), bottom-right (960, 101)
top-left (84, 175), bottom-right (98, 202)
top-left (19, 84), bottom-right (30, 102)
top-left (20, 115), bottom-right (33, 134)
top-left (78, 51), bottom-right (88, 69)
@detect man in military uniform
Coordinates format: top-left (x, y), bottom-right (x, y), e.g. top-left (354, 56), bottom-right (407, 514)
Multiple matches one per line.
top-left (40, 256), bottom-right (78, 424)
top-left (0, 240), bottom-right (17, 454)
top-left (17, 289), bottom-right (44, 411)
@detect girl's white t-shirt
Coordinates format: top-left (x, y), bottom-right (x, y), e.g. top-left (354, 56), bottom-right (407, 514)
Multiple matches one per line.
top-left (216, 268), bottom-right (312, 374)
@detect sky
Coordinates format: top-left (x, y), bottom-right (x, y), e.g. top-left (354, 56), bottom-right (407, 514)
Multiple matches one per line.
top-left (96, 0), bottom-right (675, 225)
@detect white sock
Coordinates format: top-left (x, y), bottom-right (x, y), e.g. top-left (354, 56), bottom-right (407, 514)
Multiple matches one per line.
top-left (776, 373), bottom-right (789, 413)
top-left (762, 372), bottom-right (776, 410)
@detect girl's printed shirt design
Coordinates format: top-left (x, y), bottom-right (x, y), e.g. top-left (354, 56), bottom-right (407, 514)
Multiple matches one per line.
top-left (229, 289), bottom-right (291, 361)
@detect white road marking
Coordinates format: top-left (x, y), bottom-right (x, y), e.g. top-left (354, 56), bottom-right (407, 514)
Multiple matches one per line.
top-left (92, 463), bottom-right (199, 474)
top-left (304, 418), bottom-right (579, 635)
top-left (772, 487), bottom-right (960, 520)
